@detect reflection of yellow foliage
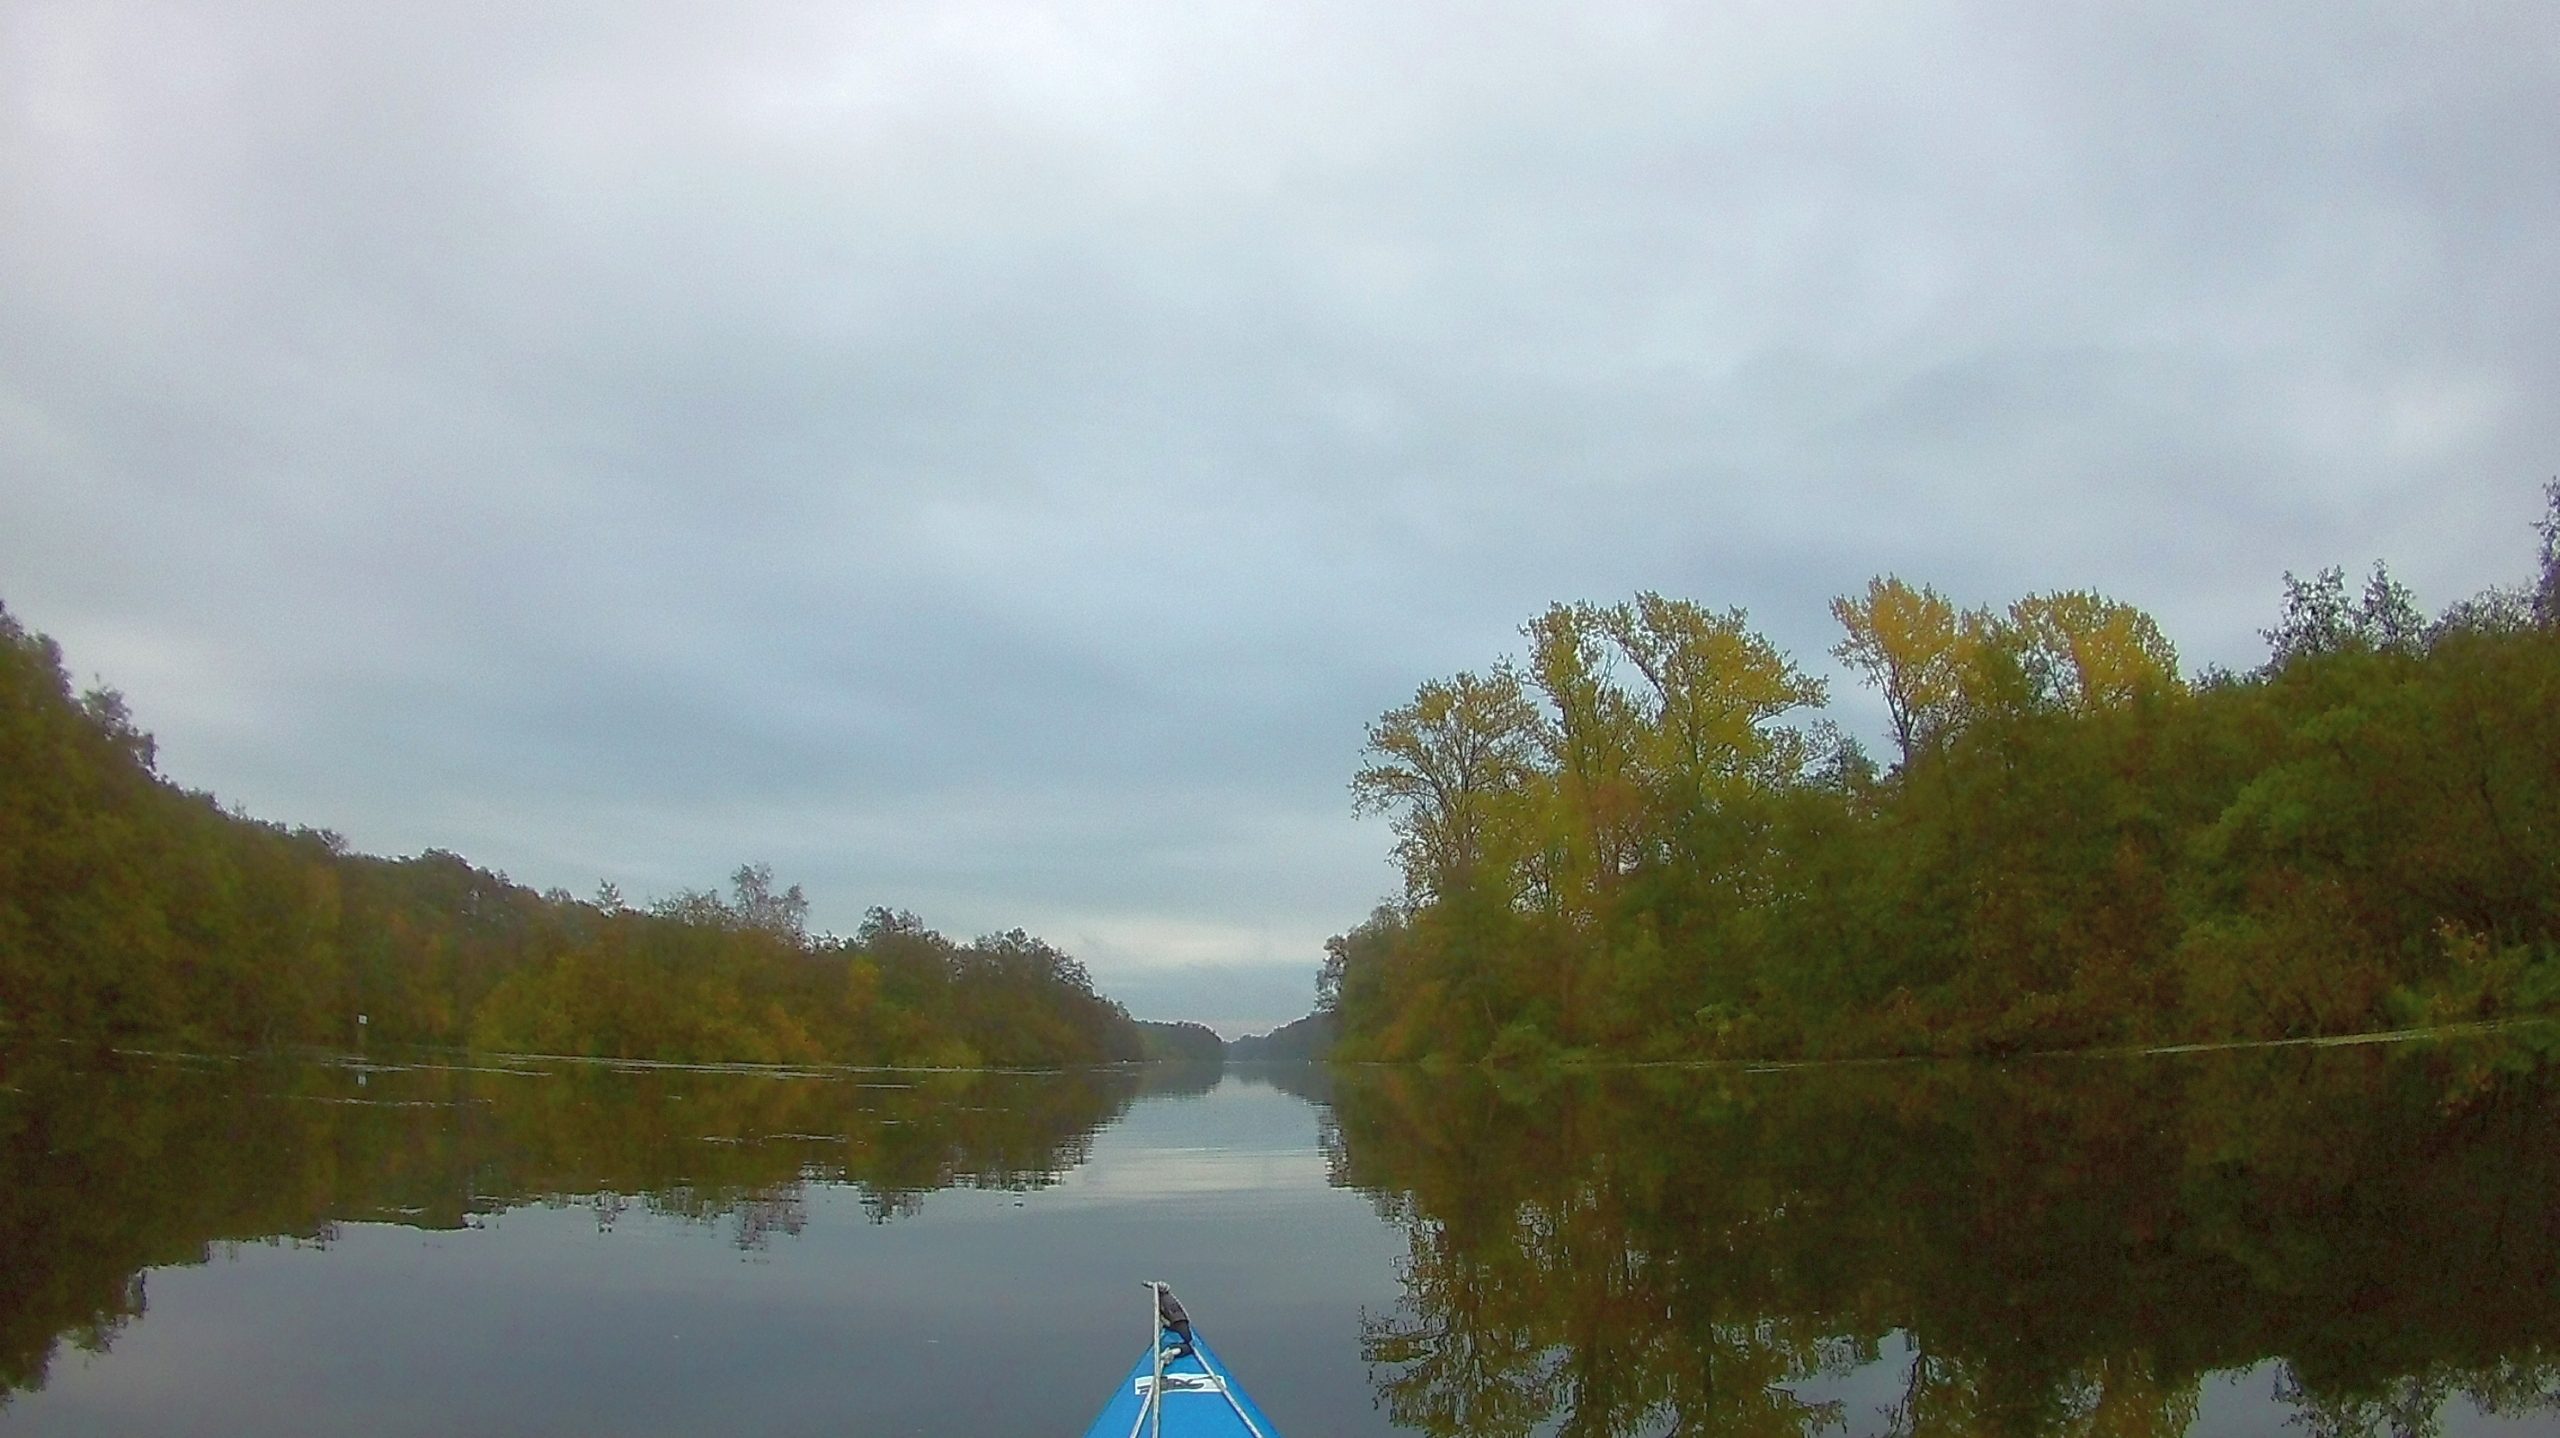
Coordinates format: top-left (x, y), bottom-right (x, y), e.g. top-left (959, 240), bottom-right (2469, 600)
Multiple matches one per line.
top-left (2067, 1352), bottom-right (2200, 1438)
top-left (1333, 1038), bottom-right (2560, 1438)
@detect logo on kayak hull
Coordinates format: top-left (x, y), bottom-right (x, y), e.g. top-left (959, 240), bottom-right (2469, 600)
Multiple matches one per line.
top-left (1135, 1374), bottom-right (1224, 1395)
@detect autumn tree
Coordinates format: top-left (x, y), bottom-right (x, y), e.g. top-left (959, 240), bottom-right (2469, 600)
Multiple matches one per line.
top-left (1595, 593), bottom-right (1826, 801)
top-left (2004, 590), bottom-right (2182, 712)
top-left (1353, 668), bottom-right (1543, 903)
top-left (0, 598), bottom-right (1140, 1066)
top-left (1333, 501), bottom-right (2560, 1064)
top-left (1830, 576), bottom-right (1975, 766)
top-left (1521, 603), bottom-right (1646, 911)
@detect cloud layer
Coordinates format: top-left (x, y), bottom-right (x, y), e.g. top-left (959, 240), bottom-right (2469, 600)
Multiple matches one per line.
top-left (7, 1), bottom-right (2555, 1032)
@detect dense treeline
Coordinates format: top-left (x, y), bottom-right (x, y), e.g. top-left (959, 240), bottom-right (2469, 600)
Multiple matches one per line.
top-left (1134, 1018), bottom-right (1228, 1063)
top-left (0, 1053), bottom-right (1141, 1401)
top-left (0, 605), bottom-right (1141, 1066)
top-left (1226, 1010), bottom-right (1335, 1061)
top-left (1329, 490), bottom-right (2560, 1060)
top-left (1326, 1032), bottom-right (2560, 1437)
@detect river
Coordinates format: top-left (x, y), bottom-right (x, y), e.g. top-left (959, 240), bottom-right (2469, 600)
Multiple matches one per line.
top-left (3, 1027), bottom-right (2556, 1436)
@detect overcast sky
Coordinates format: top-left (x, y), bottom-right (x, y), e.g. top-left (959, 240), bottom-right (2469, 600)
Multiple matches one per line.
top-left (5, 2), bottom-right (2555, 1034)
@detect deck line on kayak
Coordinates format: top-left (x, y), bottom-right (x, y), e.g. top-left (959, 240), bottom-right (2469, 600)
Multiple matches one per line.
top-left (1197, 1344), bottom-right (1267, 1438)
top-left (1115, 1342), bottom-right (1268, 1438)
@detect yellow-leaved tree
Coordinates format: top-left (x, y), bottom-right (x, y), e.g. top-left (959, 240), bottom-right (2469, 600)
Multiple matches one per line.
top-left (1595, 592), bottom-right (1827, 808)
top-left (1830, 576), bottom-right (1975, 766)
top-left (1353, 667), bottom-right (1543, 904)
top-left (2005, 590), bottom-right (2183, 712)
top-left (1522, 602), bottom-right (1647, 917)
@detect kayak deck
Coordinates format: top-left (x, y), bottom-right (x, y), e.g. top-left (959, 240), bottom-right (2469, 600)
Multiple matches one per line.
top-left (1082, 1331), bottom-right (1283, 1438)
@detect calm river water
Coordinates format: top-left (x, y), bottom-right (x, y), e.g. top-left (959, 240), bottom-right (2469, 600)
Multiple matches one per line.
top-left (3, 1029), bottom-right (2557, 1436)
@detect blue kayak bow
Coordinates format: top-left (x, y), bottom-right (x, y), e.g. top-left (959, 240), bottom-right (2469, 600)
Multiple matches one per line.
top-left (1080, 1283), bottom-right (1283, 1438)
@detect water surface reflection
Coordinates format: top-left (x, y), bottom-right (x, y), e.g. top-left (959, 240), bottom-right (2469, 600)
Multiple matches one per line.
top-left (1324, 1032), bottom-right (2560, 1437)
top-left (5, 1034), bottom-right (2558, 1436)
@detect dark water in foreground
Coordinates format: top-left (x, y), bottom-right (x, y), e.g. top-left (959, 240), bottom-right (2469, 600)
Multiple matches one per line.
top-left (3, 1031), bottom-right (2557, 1437)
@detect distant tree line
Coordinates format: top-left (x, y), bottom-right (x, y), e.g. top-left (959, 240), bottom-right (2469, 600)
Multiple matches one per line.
top-left (1133, 1018), bottom-right (1226, 1063)
top-left (1225, 1010), bottom-right (1334, 1061)
top-left (1328, 487), bottom-right (2560, 1061)
top-left (0, 607), bottom-right (1142, 1066)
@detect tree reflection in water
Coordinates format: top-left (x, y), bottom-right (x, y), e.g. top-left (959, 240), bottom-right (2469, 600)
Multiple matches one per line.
top-left (1327, 1029), bottom-right (2560, 1438)
top-left (0, 1050), bottom-right (1140, 1402)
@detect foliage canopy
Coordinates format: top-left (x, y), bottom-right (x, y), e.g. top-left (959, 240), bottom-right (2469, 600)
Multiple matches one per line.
top-left (1336, 492), bottom-right (2560, 1060)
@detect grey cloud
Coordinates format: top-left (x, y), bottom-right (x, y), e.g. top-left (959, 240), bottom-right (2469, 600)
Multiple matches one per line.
top-left (1107, 962), bottom-right (1329, 1041)
top-left (6, 0), bottom-right (2557, 1017)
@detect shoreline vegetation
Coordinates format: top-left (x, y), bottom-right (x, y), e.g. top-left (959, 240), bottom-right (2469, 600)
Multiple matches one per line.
top-left (1322, 487), bottom-right (2560, 1065)
top-left (11, 490), bottom-right (2556, 1072)
top-left (0, 606), bottom-right (1144, 1067)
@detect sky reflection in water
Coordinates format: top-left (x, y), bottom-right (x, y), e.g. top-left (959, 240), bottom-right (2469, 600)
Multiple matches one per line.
top-left (3, 1034), bottom-right (2557, 1437)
